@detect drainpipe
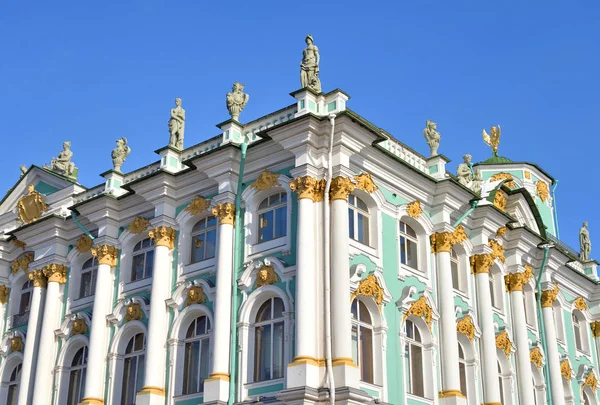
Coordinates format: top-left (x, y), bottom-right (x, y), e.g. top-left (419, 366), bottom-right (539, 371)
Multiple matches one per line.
top-left (551, 180), bottom-right (560, 239)
top-left (324, 113), bottom-right (336, 405)
top-left (228, 140), bottom-right (248, 405)
top-left (535, 243), bottom-right (553, 405)
top-left (70, 209), bottom-right (95, 240)
top-left (453, 200), bottom-right (479, 228)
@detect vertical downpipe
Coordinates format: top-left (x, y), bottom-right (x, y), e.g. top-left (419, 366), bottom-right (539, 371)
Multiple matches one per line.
top-left (535, 245), bottom-right (552, 405)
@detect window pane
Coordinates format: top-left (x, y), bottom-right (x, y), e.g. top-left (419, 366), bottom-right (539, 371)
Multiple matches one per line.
top-left (132, 254), bottom-right (145, 281)
top-left (357, 197), bottom-right (368, 211)
top-left (357, 213), bottom-right (369, 245)
top-left (351, 324), bottom-right (359, 366)
top-left (137, 354), bottom-right (146, 393)
top-left (192, 234), bottom-right (205, 263)
top-left (7, 385), bottom-right (18, 405)
top-left (273, 298), bottom-right (284, 319)
top-left (259, 211), bottom-right (274, 242)
top-left (410, 345), bottom-right (424, 397)
top-left (459, 360), bottom-right (467, 396)
top-left (205, 229), bottom-right (216, 259)
top-left (80, 271), bottom-right (92, 298)
top-left (273, 322), bottom-right (284, 379)
top-left (199, 338), bottom-right (210, 392)
top-left (489, 279), bottom-right (496, 308)
top-left (183, 341), bottom-right (200, 394)
top-left (254, 324), bottom-right (272, 382)
top-left (400, 237), bottom-right (407, 265)
top-left (145, 250), bottom-right (154, 278)
top-left (348, 208), bottom-right (355, 239)
top-left (360, 326), bottom-right (373, 383)
top-left (19, 292), bottom-right (31, 313)
top-left (274, 206), bottom-right (286, 238)
top-left (451, 262), bottom-right (459, 290)
top-left (406, 239), bottom-right (418, 269)
top-left (359, 301), bottom-right (371, 324)
top-left (134, 333), bottom-right (144, 351)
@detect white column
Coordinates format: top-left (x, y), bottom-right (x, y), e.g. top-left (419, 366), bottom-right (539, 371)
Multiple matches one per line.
top-left (507, 273), bottom-right (535, 405)
top-left (31, 264), bottom-right (67, 405)
top-left (0, 285), bottom-right (7, 339)
top-left (137, 226), bottom-right (175, 405)
top-left (79, 245), bottom-right (118, 405)
top-left (541, 287), bottom-right (565, 405)
top-left (204, 202), bottom-right (235, 403)
top-left (472, 254), bottom-right (502, 405)
top-left (17, 271), bottom-right (46, 405)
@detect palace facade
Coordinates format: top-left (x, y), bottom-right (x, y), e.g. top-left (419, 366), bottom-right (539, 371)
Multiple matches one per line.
top-left (0, 86), bottom-right (598, 405)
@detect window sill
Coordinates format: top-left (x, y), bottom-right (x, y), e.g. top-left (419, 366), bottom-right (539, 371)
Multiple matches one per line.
top-left (453, 288), bottom-right (469, 300)
top-left (244, 377), bottom-right (284, 390)
top-left (349, 239), bottom-right (378, 259)
top-left (173, 392), bottom-right (204, 401)
top-left (406, 393), bottom-right (434, 403)
top-left (184, 258), bottom-right (216, 274)
top-left (398, 263), bottom-right (427, 281)
top-left (247, 237), bottom-right (287, 259)
top-left (71, 295), bottom-right (95, 310)
top-left (576, 349), bottom-right (592, 360)
top-left (123, 277), bottom-right (152, 294)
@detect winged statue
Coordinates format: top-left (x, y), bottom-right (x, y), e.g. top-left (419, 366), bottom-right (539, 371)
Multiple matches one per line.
top-left (482, 125), bottom-right (501, 155)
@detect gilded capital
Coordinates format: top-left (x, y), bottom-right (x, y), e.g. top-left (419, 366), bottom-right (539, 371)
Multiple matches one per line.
top-left (184, 196), bottom-right (211, 215)
top-left (43, 264), bottom-right (68, 284)
top-left (354, 173), bottom-right (378, 194)
top-left (540, 283), bottom-right (559, 308)
top-left (470, 254), bottom-right (494, 274)
top-left (329, 177), bottom-right (355, 201)
top-left (290, 176), bottom-right (320, 201)
top-left (28, 269), bottom-right (47, 288)
top-left (0, 285), bottom-right (10, 304)
top-left (430, 225), bottom-right (468, 254)
top-left (91, 245), bottom-right (119, 267)
top-left (75, 234), bottom-right (93, 253)
top-left (488, 239), bottom-right (505, 263)
top-left (212, 202), bottom-right (235, 225)
top-left (504, 266), bottom-right (533, 293)
top-left (148, 226), bottom-right (176, 249)
top-left (591, 321), bottom-right (600, 338)
top-left (313, 179), bottom-right (326, 202)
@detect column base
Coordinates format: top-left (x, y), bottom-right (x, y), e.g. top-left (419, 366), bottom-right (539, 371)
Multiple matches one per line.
top-left (78, 397), bottom-right (104, 405)
top-left (438, 390), bottom-right (467, 405)
top-left (203, 373), bottom-right (230, 403)
top-left (276, 386), bottom-right (390, 405)
top-left (481, 403), bottom-right (503, 405)
top-left (287, 357), bottom-right (325, 388)
top-left (135, 386), bottom-right (166, 405)
top-left (331, 358), bottom-right (359, 389)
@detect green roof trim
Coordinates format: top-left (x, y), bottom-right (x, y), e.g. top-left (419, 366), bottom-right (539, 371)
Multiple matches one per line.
top-left (480, 155), bottom-right (513, 164)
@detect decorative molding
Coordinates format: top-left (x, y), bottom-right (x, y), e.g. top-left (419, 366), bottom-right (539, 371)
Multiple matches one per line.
top-left (495, 226), bottom-right (508, 238)
top-left (251, 170), bottom-right (281, 191)
top-left (494, 190), bottom-right (508, 211)
top-left (583, 370), bottom-right (598, 392)
top-left (43, 264), bottom-right (67, 284)
top-left (17, 184), bottom-right (48, 224)
top-left (290, 176), bottom-right (320, 202)
top-left (574, 297), bottom-right (588, 312)
top-left (149, 226), bottom-right (176, 249)
top-left (406, 200), bottom-right (423, 219)
top-left (10, 336), bottom-right (23, 353)
top-left (125, 303), bottom-right (143, 322)
top-left (72, 318), bottom-right (88, 335)
top-left (329, 177), bottom-right (355, 201)
top-left (541, 283), bottom-right (560, 308)
top-left (488, 239), bottom-right (505, 263)
top-left (184, 196), bottom-right (211, 215)
top-left (524, 171), bottom-right (531, 180)
top-left (470, 254), bottom-right (494, 274)
top-left (91, 244), bottom-right (119, 267)
top-left (430, 225), bottom-right (468, 254)
top-left (536, 181), bottom-right (549, 203)
top-left (456, 315), bottom-right (475, 341)
top-left (128, 216), bottom-right (151, 234)
top-left (28, 270), bottom-right (47, 288)
top-left (0, 285), bottom-right (9, 304)
top-left (212, 202), bottom-right (235, 225)
top-left (490, 172), bottom-right (516, 188)
top-left (75, 234), bottom-right (93, 253)
top-left (350, 274), bottom-right (385, 311)
top-left (254, 265), bottom-right (279, 288)
top-left (561, 359), bottom-right (572, 381)
top-left (530, 347), bottom-right (543, 368)
top-left (496, 331), bottom-right (512, 358)
top-left (186, 286), bottom-right (207, 307)
top-left (11, 252), bottom-right (34, 274)
top-left (591, 321), bottom-right (600, 338)
top-left (504, 265), bottom-right (533, 292)
top-left (354, 173), bottom-right (378, 194)
top-left (403, 296), bottom-right (433, 330)
top-left (13, 239), bottom-right (26, 250)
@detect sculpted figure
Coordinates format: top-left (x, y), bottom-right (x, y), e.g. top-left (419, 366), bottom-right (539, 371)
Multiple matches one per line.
top-left (168, 98), bottom-right (185, 149)
top-left (300, 34), bottom-right (321, 93)
top-left (111, 137), bottom-right (131, 172)
top-left (456, 154), bottom-right (473, 186)
top-left (226, 82), bottom-right (250, 121)
top-left (580, 221), bottom-right (592, 261)
top-left (20, 165), bottom-right (27, 176)
top-left (423, 120), bottom-right (441, 156)
top-left (44, 141), bottom-right (77, 179)
top-left (471, 169), bottom-right (483, 194)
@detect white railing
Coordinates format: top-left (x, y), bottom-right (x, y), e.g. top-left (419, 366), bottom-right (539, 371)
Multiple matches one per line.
top-left (243, 105), bottom-right (297, 143)
top-left (73, 184), bottom-right (106, 204)
top-left (379, 139), bottom-right (428, 173)
top-left (122, 162), bottom-right (162, 185)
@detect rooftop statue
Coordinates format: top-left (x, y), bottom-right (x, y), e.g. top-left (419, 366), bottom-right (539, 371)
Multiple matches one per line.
top-left (112, 137), bottom-right (131, 172)
top-left (43, 141), bottom-right (77, 180)
top-left (226, 82), bottom-right (249, 121)
top-left (482, 125), bottom-right (501, 155)
top-left (168, 98), bottom-right (185, 150)
top-left (471, 169), bottom-right (483, 195)
top-left (300, 34), bottom-right (321, 93)
top-left (20, 165), bottom-right (27, 176)
top-left (423, 120), bottom-right (440, 157)
top-left (457, 154), bottom-right (473, 186)
top-left (580, 221), bottom-right (592, 261)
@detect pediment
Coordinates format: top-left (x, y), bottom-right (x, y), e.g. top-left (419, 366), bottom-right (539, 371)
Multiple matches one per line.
top-left (505, 191), bottom-right (542, 235)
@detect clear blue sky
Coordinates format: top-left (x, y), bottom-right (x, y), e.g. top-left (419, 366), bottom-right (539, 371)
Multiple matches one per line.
top-left (1, 1), bottom-right (598, 252)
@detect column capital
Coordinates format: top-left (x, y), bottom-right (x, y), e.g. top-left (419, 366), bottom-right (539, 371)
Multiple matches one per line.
top-left (212, 202), bottom-right (235, 225)
top-left (541, 283), bottom-right (559, 308)
top-left (591, 321), bottom-right (600, 338)
top-left (430, 225), bottom-right (468, 254)
top-left (148, 226), bottom-right (176, 249)
top-left (42, 264), bottom-right (67, 284)
top-left (504, 265), bottom-right (534, 292)
top-left (0, 285), bottom-right (9, 304)
top-left (290, 176), bottom-right (324, 202)
top-left (91, 245), bottom-right (119, 267)
top-left (329, 176), bottom-right (355, 201)
top-left (28, 269), bottom-right (48, 288)
top-left (470, 254), bottom-right (494, 274)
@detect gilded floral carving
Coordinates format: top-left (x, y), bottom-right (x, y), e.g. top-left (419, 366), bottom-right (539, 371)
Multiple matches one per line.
top-left (43, 264), bottom-right (68, 284)
top-left (0, 285), bottom-right (9, 304)
top-left (185, 196), bottom-right (211, 215)
top-left (125, 303), bottom-right (143, 322)
top-left (212, 202), bottom-right (235, 225)
top-left (505, 266), bottom-right (534, 292)
top-left (456, 315), bottom-right (475, 341)
top-left (251, 170), bottom-right (281, 191)
top-left (313, 179), bottom-right (326, 202)
top-left (149, 226), bottom-right (176, 249)
top-left (255, 266), bottom-right (279, 288)
top-left (72, 318), bottom-right (88, 335)
top-left (11, 336), bottom-right (23, 353)
top-left (75, 234), bottom-right (93, 253)
top-left (13, 239), bottom-right (26, 250)
top-left (470, 254), bottom-right (494, 274)
top-left (12, 252), bottom-right (34, 274)
top-left (403, 296), bottom-right (433, 330)
top-left (186, 286), bottom-right (207, 306)
top-left (530, 347), bottom-right (543, 368)
top-left (591, 321), bottom-right (600, 338)
top-left (91, 245), bottom-right (119, 267)
top-left (290, 176), bottom-right (320, 201)
top-left (490, 172), bottom-right (516, 189)
top-left (406, 200), bottom-right (423, 219)
top-left (17, 184), bottom-right (48, 224)
top-left (574, 297), bottom-right (588, 312)
top-left (351, 274), bottom-right (385, 311)
top-left (541, 283), bottom-right (559, 308)
top-left (561, 360), bottom-right (572, 380)
top-left (496, 331), bottom-right (512, 357)
top-left (524, 171), bottom-right (531, 180)
top-left (128, 216), bottom-right (151, 234)
top-left (28, 270), bottom-right (47, 288)
top-left (430, 225), bottom-right (468, 254)
top-left (329, 177), bottom-right (355, 201)
top-left (584, 370), bottom-right (598, 392)
top-left (488, 239), bottom-right (505, 263)
top-left (493, 190), bottom-right (508, 211)
top-left (536, 181), bottom-right (549, 203)
top-left (495, 226), bottom-right (508, 238)
top-left (354, 173), bottom-right (378, 194)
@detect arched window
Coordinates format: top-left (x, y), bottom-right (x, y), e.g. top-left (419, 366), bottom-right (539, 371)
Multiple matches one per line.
top-left (458, 343), bottom-right (467, 397)
top-left (348, 195), bottom-right (370, 245)
top-left (253, 297), bottom-right (285, 382)
top-left (121, 333), bottom-right (146, 405)
top-left (6, 363), bottom-right (21, 405)
top-left (450, 249), bottom-right (461, 291)
top-left (66, 347), bottom-right (88, 405)
top-left (190, 216), bottom-right (217, 263)
top-left (183, 316), bottom-right (211, 394)
top-left (399, 221), bottom-right (418, 270)
top-left (258, 192), bottom-right (287, 243)
top-left (351, 299), bottom-right (374, 383)
top-left (131, 238), bottom-right (155, 282)
top-left (79, 257), bottom-right (98, 298)
top-left (19, 279), bottom-right (33, 314)
top-left (405, 319), bottom-right (425, 397)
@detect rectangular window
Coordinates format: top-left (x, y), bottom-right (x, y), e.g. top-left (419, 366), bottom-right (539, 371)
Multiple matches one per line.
top-left (254, 325), bottom-right (272, 382)
top-left (459, 361), bottom-right (467, 396)
top-left (19, 291), bottom-right (31, 313)
top-left (259, 211), bottom-right (274, 241)
top-left (489, 278), bottom-right (497, 308)
top-left (348, 208), bottom-right (355, 239)
top-left (183, 341), bottom-right (200, 394)
top-left (409, 344), bottom-right (424, 396)
top-left (79, 269), bottom-right (97, 298)
top-left (400, 237), bottom-right (418, 269)
top-left (451, 261), bottom-right (460, 291)
top-left (360, 326), bottom-right (374, 383)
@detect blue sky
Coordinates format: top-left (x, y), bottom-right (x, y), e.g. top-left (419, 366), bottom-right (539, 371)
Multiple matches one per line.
top-left (1, 1), bottom-right (598, 252)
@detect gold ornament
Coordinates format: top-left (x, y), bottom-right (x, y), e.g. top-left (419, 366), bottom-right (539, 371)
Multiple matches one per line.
top-left (493, 190), bottom-right (508, 211)
top-left (251, 170), bottom-right (281, 191)
top-left (43, 264), bottom-right (67, 284)
top-left (490, 172), bottom-right (516, 189)
top-left (329, 177), bottom-right (355, 201)
top-left (12, 252), bottom-right (34, 274)
top-left (536, 181), bottom-right (549, 203)
top-left (0, 285), bottom-right (10, 304)
top-left (470, 254), bottom-right (494, 274)
top-left (290, 176), bottom-right (320, 202)
top-left (10, 336), bottom-right (24, 353)
top-left (212, 202), bottom-right (235, 225)
top-left (584, 371), bottom-right (598, 392)
top-left (91, 244), bottom-right (119, 266)
top-left (591, 321), bottom-right (600, 338)
top-left (28, 270), bottom-right (47, 288)
top-left (148, 226), bottom-right (176, 249)
top-left (125, 303), bottom-right (143, 322)
top-left (186, 286), bottom-right (207, 306)
top-left (185, 196), bottom-right (211, 215)
top-left (495, 226), bottom-right (508, 238)
top-left (505, 266), bottom-right (534, 292)
top-left (456, 315), bottom-right (475, 341)
top-left (75, 234), bottom-right (93, 253)
top-left (350, 274), bottom-right (385, 311)
top-left (524, 171), bottom-right (531, 180)
top-left (482, 125), bottom-right (501, 155)
top-left (354, 173), bottom-right (378, 194)
top-left (255, 266), bottom-right (279, 288)
top-left (488, 239), bottom-right (505, 263)
top-left (313, 179), bottom-right (326, 202)
top-left (128, 216), bottom-right (151, 234)
top-left (430, 225), bottom-right (468, 254)
top-left (561, 360), bottom-right (572, 380)
top-left (530, 347), bottom-right (543, 368)
top-left (541, 283), bottom-right (559, 308)
top-left (17, 184), bottom-right (48, 224)
top-left (406, 200), bottom-right (423, 219)
top-left (13, 239), bottom-right (26, 250)
top-left (11, 260), bottom-right (19, 274)
top-left (574, 297), bottom-right (588, 312)
top-left (72, 318), bottom-right (88, 335)
top-left (496, 331), bottom-right (512, 358)
top-left (403, 296), bottom-right (433, 330)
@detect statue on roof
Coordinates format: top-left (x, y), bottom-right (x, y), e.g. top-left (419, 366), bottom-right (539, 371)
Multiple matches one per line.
top-left (226, 82), bottom-right (249, 121)
top-left (300, 34), bottom-right (321, 93)
top-left (20, 165), bottom-right (27, 176)
top-left (43, 141), bottom-right (77, 180)
top-left (423, 120), bottom-right (440, 157)
top-left (580, 221), bottom-right (592, 261)
top-left (471, 169), bottom-right (483, 194)
top-left (112, 137), bottom-right (131, 172)
top-left (482, 125), bottom-right (501, 156)
top-left (168, 98), bottom-right (185, 150)
top-left (457, 154), bottom-right (473, 186)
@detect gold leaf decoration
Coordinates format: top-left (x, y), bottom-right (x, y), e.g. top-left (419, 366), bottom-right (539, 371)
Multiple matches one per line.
top-left (591, 321), bottom-right (600, 338)
top-left (350, 274), bottom-right (385, 311)
top-left (329, 177), bottom-right (355, 201)
top-left (490, 172), bottom-right (516, 189)
top-left (186, 286), bottom-right (207, 306)
top-left (185, 196), bottom-right (211, 215)
top-left (354, 173), bottom-right (378, 194)
top-left (584, 371), bottom-right (598, 392)
top-left (536, 181), bottom-right (549, 203)
top-left (402, 296), bottom-right (433, 330)
top-left (561, 360), bottom-right (572, 380)
top-left (148, 226), bottom-right (176, 249)
top-left (72, 318), bottom-right (88, 335)
top-left (75, 234), bottom-right (93, 253)
top-left (496, 331), bottom-right (512, 358)
top-left (255, 266), bottom-right (279, 288)
top-left (125, 303), bottom-right (143, 322)
top-left (13, 239), bottom-right (26, 250)
top-left (251, 170), bottom-right (281, 191)
top-left (12, 252), bottom-right (34, 274)
top-left (406, 200), bottom-right (423, 219)
top-left (541, 283), bottom-right (560, 308)
top-left (430, 225), bottom-right (468, 254)
top-left (530, 347), bottom-right (543, 368)
top-left (17, 184), bottom-right (48, 224)
top-left (456, 315), bottom-right (475, 341)
top-left (494, 190), bottom-right (508, 211)
top-left (505, 265), bottom-right (534, 292)
top-left (10, 336), bottom-right (24, 353)
top-left (212, 202), bottom-right (235, 225)
top-left (128, 216), bottom-right (151, 234)
top-left (42, 264), bottom-right (67, 284)
top-left (495, 226), bottom-right (508, 238)
top-left (488, 239), bottom-right (505, 263)
top-left (0, 285), bottom-right (10, 304)
top-left (574, 297), bottom-right (588, 312)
